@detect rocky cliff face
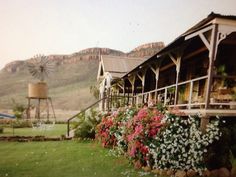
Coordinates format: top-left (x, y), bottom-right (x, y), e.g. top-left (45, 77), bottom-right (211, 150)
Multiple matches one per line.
top-left (0, 42), bottom-right (165, 110)
top-left (4, 60), bottom-right (25, 73)
top-left (128, 42), bottom-right (165, 57)
top-left (2, 42), bottom-right (164, 73)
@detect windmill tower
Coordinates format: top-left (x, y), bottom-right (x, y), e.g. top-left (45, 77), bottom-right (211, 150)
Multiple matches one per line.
top-left (26, 54), bottom-right (56, 121)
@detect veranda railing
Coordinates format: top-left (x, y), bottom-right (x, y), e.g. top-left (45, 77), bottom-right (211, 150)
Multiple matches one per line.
top-left (133, 75), bottom-right (236, 110)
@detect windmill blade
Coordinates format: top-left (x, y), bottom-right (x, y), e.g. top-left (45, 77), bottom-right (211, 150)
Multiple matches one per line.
top-left (27, 54), bottom-right (55, 82)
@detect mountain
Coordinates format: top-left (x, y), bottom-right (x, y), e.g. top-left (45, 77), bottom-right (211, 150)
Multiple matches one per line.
top-left (128, 42), bottom-right (165, 57)
top-left (0, 42), bottom-right (164, 112)
top-left (3, 47), bottom-right (125, 73)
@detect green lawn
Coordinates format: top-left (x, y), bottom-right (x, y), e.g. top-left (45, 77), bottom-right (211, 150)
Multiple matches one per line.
top-left (0, 124), bottom-right (67, 137)
top-left (0, 141), bottom-right (155, 177)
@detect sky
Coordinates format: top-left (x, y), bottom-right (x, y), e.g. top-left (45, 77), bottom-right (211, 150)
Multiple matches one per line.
top-left (0, 0), bottom-right (236, 69)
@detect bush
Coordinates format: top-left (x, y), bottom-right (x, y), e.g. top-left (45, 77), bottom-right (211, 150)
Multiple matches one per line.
top-left (96, 105), bottom-right (222, 174)
top-left (0, 119), bottom-right (14, 125)
top-left (205, 121), bottom-right (236, 170)
top-left (123, 107), bottom-right (164, 167)
top-left (74, 108), bottom-right (103, 139)
top-left (96, 106), bottom-right (164, 167)
top-left (12, 120), bottom-right (32, 128)
top-left (149, 115), bottom-right (221, 174)
top-left (96, 107), bottom-right (138, 148)
top-left (12, 99), bottom-right (26, 119)
top-left (230, 124), bottom-right (236, 157)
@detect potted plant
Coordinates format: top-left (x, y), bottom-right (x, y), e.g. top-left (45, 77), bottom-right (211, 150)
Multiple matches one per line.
top-left (230, 91), bottom-right (236, 109)
top-left (178, 86), bottom-right (187, 104)
top-left (217, 64), bottom-right (228, 91)
top-left (167, 87), bottom-right (175, 105)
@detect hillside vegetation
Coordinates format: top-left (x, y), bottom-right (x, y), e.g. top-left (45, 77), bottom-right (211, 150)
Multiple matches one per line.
top-left (0, 42), bottom-right (164, 111)
top-left (0, 60), bottom-right (98, 110)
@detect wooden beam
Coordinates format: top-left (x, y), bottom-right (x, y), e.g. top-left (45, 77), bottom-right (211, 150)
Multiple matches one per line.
top-left (168, 53), bottom-right (178, 65)
top-left (128, 76), bottom-right (136, 97)
top-left (137, 73), bottom-right (143, 82)
top-left (174, 56), bottom-right (181, 105)
top-left (184, 47), bottom-right (208, 60)
top-left (185, 25), bottom-right (214, 40)
top-left (160, 62), bottom-right (175, 72)
top-left (199, 33), bottom-right (210, 50)
top-left (117, 83), bottom-right (124, 90)
top-left (221, 40), bottom-right (236, 45)
top-left (205, 24), bottom-right (218, 109)
top-left (159, 47), bottom-right (207, 72)
top-left (149, 65), bottom-right (157, 74)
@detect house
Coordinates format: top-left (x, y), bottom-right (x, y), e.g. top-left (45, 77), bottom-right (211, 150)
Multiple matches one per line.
top-left (97, 55), bottom-right (147, 110)
top-left (106, 12), bottom-right (236, 130)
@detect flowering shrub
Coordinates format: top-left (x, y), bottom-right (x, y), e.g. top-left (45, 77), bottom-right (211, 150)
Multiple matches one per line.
top-left (96, 105), bottom-right (222, 174)
top-left (124, 108), bottom-right (164, 167)
top-left (96, 107), bottom-right (137, 148)
top-left (96, 107), bottom-right (164, 167)
top-left (96, 114), bottom-right (116, 147)
top-left (149, 114), bottom-right (221, 174)
top-left (111, 107), bottom-right (137, 152)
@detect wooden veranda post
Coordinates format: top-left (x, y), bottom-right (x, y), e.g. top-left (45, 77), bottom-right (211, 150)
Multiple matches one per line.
top-left (205, 25), bottom-right (218, 109)
top-left (128, 76), bottom-right (135, 106)
top-left (202, 25), bottom-right (218, 130)
top-left (123, 79), bottom-right (126, 106)
top-left (137, 69), bottom-right (146, 104)
top-left (106, 88), bottom-right (110, 111)
top-left (169, 53), bottom-right (182, 105)
top-left (102, 91), bottom-right (105, 111)
top-left (149, 63), bottom-right (160, 104)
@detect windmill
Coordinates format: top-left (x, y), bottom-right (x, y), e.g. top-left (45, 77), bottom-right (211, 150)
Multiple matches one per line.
top-left (28, 54), bottom-right (54, 82)
top-left (26, 54), bottom-right (56, 121)
top-left (27, 54), bottom-right (54, 98)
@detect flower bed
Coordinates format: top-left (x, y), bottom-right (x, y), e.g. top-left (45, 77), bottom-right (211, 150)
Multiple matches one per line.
top-left (96, 106), bottom-right (223, 176)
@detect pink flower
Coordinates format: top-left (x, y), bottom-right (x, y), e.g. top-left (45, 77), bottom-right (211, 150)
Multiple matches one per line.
top-left (112, 111), bottom-right (118, 117)
top-left (137, 108), bottom-right (148, 120)
top-left (130, 146), bottom-right (136, 157)
top-left (127, 134), bottom-right (134, 141)
top-left (134, 124), bottom-right (143, 136)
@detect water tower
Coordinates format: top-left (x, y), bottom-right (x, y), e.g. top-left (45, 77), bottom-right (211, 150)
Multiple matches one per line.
top-left (26, 54), bottom-right (56, 121)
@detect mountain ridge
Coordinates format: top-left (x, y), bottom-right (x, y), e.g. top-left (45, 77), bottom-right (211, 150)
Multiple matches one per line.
top-left (0, 42), bottom-right (164, 111)
top-left (2, 42), bottom-right (164, 73)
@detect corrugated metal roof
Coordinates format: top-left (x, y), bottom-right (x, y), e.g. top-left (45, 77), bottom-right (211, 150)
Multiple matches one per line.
top-left (101, 55), bottom-right (147, 78)
top-left (121, 12), bottom-right (236, 80)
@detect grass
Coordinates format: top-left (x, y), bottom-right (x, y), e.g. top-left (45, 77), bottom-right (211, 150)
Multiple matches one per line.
top-left (0, 124), bottom-right (67, 137)
top-left (0, 141), bottom-right (155, 177)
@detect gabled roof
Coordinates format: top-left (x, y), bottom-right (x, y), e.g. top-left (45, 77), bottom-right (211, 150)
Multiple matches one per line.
top-left (183, 12), bottom-right (236, 37)
top-left (99, 55), bottom-right (147, 78)
top-left (121, 12), bottom-right (236, 79)
top-left (157, 12), bottom-right (236, 55)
